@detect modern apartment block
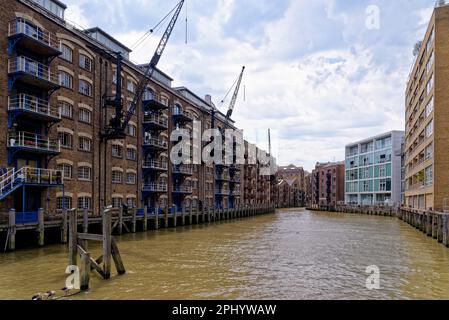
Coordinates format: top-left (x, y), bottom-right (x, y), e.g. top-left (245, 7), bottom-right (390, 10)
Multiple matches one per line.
top-left (345, 131), bottom-right (404, 206)
top-left (404, 2), bottom-right (449, 211)
top-left (0, 0), bottom-right (275, 222)
top-left (311, 162), bottom-right (345, 207)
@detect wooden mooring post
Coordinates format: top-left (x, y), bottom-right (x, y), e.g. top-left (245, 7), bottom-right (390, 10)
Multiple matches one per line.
top-left (154, 206), bottom-right (159, 230)
top-left (38, 208), bottom-right (45, 247)
top-left (61, 209), bottom-right (68, 244)
top-left (143, 206), bottom-right (148, 232)
top-left (68, 207), bottom-right (126, 290)
top-left (8, 209), bottom-right (16, 251)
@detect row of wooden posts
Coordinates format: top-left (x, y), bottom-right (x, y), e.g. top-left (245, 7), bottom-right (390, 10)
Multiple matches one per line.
top-left (4, 204), bottom-right (276, 252)
top-left (398, 209), bottom-right (449, 247)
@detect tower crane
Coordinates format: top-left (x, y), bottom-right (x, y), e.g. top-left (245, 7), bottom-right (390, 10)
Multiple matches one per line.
top-left (103, 0), bottom-right (185, 140)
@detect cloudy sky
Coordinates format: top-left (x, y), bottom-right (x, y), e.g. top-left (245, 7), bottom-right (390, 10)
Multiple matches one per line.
top-left (64, 0), bottom-right (435, 171)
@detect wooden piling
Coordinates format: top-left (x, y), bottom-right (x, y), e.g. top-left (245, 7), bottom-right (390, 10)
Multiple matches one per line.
top-left (61, 208), bottom-right (68, 244)
top-left (182, 205), bottom-right (186, 226)
top-left (111, 238), bottom-right (126, 275)
top-left (80, 250), bottom-right (91, 291)
top-left (102, 209), bottom-right (112, 279)
top-left (118, 207), bottom-right (123, 235)
top-left (173, 205), bottom-right (177, 228)
top-left (154, 206), bottom-right (159, 230)
top-left (37, 208), bottom-right (44, 247)
top-left (83, 209), bottom-right (89, 234)
top-left (132, 208), bottom-right (137, 233)
top-left (189, 204), bottom-right (193, 225)
top-left (8, 209), bottom-right (16, 251)
top-left (143, 206), bottom-right (148, 232)
top-left (164, 207), bottom-right (169, 228)
top-left (68, 209), bottom-right (77, 266)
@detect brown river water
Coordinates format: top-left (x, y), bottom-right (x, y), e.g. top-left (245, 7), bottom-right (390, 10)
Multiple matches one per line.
top-left (1, 209), bottom-right (449, 300)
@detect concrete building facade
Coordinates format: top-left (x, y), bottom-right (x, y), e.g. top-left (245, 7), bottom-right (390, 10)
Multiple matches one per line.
top-left (345, 131), bottom-right (404, 206)
top-left (404, 2), bottom-right (449, 211)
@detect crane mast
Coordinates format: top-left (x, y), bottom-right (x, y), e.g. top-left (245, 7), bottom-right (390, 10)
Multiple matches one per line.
top-left (103, 0), bottom-right (185, 140)
top-left (226, 66), bottom-right (245, 120)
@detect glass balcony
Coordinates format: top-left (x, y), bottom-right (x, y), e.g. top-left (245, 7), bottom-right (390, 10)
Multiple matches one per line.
top-left (8, 56), bottom-right (60, 90)
top-left (8, 94), bottom-right (61, 123)
top-left (143, 114), bottom-right (169, 130)
top-left (8, 19), bottom-right (61, 57)
top-left (7, 131), bottom-right (60, 155)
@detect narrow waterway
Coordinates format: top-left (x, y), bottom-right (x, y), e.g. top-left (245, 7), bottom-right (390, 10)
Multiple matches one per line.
top-left (1, 209), bottom-right (449, 300)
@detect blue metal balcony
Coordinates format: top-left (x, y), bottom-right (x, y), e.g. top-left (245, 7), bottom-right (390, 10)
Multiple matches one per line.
top-left (142, 91), bottom-right (169, 110)
top-left (172, 107), bottom-right (194, 123)
top-left (0, 167), bottom-right (63, 201)
top-left (215, 189), bottom-right (230, 196)
top-left (8, 19), bottom-right (61, 57)
top-left (7, 94), bottom-right (61, 128)
top-left (142, 160), bottom-right (168, 172)
top-left (143, 114), bottom-right (169, 130)
top-left (172, 186), bottom-right (193, 194)
top-left (7, 132), bottom-right (61, 164)
top-left (142, 137), bottom-right (168, 151)
top-left (142, 183), bottom-right (168, 193)
top-left (172, 165), bottom-right (193, 176)
top-left (8, 56), bottom-right (60, 91)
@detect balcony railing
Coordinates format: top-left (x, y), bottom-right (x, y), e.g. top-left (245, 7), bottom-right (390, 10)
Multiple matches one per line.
top-left (8, 19), bottom-right (61, 53)
top-left (16, 167), bottom-right (63, 185)
top-left (216, 189), bottom-right (230, 196)
top-left (143, 160), bottom-right (168, 171)
top-left (9, 56), bottom-right (59, 84)
top-left (215, 173), bottom-right (230, 181)
top-left (7, 132), bottom-right (60, 153)
top-left (8, 94), bottom-right (61, 120)
top-left (143, 114), bottom-right (169, 128)
top-left (142, 183), bottom-right (168, 192)
top-left (143, 138), bottom-right (168, 149)
top-left (172, 165), bottom-right (193, 175)
top-left (172, 107), bottom-right (194, 122)
top-left (142, 91), bottom-right (168, 109)
top-left (173, 186), bottom-right (193, 193)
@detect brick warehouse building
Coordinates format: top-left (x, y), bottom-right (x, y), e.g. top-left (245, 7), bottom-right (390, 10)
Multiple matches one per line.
top-left (311, 161), bottom-right (345, 208)
top-left (0, 0), bottom-right (276, 221)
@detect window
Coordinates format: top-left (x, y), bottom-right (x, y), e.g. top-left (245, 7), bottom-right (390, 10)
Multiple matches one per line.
top-left (57, 196), bottom-right (72, 210)
top-left (425, 166), bottom-right (433, 186)
top-left (59, 71), bottom-right (73, 89)
top-left (77, 197), bottom-right (92, 210)
top-left (78, 166), bottom-right (92, 181)
top-left (61, 44), bottom-right (73, 62)
top-left (361, 168), bottom-right (370, 179)
top-left (127, 79), bottom-right (135, 93)
top-left (127, 101), bottom-right (135, 115)
top-left (426, 120), bottom-right (434, 137)
top-left (127, 148), bottom-right (136, 161)
top-left (425, 144), bottom-right (433, 160)
top-left (379, 165), bottom-right (387, 177)
top-left (127, 124), bottom-right (137, 137)
top-left (112, 144), bottom-right (123, 158)
top-left (79, 137), bottom-right (91, 152)
top-left (59, 132), bottom-right (73, 149)
top-left (112, 197), bottom-right (123, 209)
top-left (79, 108), bottom-right (92, 124)
top-left (112, 171), bottom-right (123, 183)
top-left (425, 97), bottom-right (434, 118)
top-left (426, 28), bottom-right (434, 53)
top-left (127, 197), bottom-right (136, 208)
top-left (79, 54), bottom-right (92, 71)
top-left (427, 74), bottom-right (434, 95)
top-left (362, 181), bottom-right (370, 192)
top-left (60, 101), bottom-right (73, 118)
top-left (57, 163), bottom-right (73, 179)
top-left (126, 173), bottom-right (136, 185)
top-left (427, 51), bottom-right (434, 74)
top-left (79, 80), bottom-right (92, 97)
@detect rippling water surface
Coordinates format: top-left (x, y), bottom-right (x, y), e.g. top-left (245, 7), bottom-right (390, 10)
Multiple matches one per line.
top-left (1, 209), bottom-right (449, 300)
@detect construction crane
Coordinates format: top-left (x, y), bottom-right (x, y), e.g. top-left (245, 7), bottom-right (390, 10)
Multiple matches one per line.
top-left (212, 66), bottom-right (246, 129)
top-left (103, 0), bottom-right (185, 140)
